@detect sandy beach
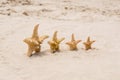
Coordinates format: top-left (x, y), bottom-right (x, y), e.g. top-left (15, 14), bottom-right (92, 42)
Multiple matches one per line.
top-left (0, 0), bottom-right (120, 80)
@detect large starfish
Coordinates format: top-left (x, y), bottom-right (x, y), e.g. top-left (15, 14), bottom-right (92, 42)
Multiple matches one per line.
top-left (23, 24), bottom-right (49, 57)
top-left (48, 31), bottom-right (65, 53)
top-left (66, 34), bottom-right (81, 50)
top-left (83, 37), bottom-right (95, 50)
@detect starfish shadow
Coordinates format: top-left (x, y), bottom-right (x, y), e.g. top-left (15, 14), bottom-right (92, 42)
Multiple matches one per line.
top-left (81, 47), bottom-right (99, 51)
top-left (32, 50), bottom-right (49, 57)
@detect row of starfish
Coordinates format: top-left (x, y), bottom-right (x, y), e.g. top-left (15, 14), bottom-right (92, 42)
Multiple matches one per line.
top-left (24, 24), bottom-right (95, 57)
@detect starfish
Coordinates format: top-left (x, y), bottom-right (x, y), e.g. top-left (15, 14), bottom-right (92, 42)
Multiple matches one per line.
top-left (83, 37), bottom-right (95, 50)
top-left (48, 31), bottom-right (65, 53)
top-left (23, 24), bottom-right (49, 57)
top-left (66, 34), bottom-right (81, 50)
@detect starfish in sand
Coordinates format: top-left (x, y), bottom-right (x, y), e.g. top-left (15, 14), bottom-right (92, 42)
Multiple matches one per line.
top-left (23, 24), bottom-right (49, 57)
top-left (48, 31), bottom-right (65, 53)
top-left (66, 34), bottom-right (81, 50)
top-left (83, 37), bottom-right (95, 50)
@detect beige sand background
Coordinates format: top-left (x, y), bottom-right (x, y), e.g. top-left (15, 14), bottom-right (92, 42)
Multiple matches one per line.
top-left (0, 0), bottom-right (120, 80)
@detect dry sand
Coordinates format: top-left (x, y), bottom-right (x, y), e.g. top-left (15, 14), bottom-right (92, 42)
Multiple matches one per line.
top-left (0, 0), bottom-right (120, 80)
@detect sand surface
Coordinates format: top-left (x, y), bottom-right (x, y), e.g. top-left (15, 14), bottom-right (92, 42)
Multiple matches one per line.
top-left (0, 0), bottom-right (120, 80)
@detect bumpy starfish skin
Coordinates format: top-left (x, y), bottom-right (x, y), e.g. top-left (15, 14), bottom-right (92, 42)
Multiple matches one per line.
top-left (83, 37), bottom-right (95, 50)
top-left (48, 31), bottom-right (65, 53)
top-left (66, 34), bottom-right (81, 50)
top-left (23, 24), bottom-right (49, 57)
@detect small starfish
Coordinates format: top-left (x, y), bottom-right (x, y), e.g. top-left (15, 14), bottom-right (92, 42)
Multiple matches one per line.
top-left (66, 34), bottom-right (81, 50)
top-left (83, 37), bottom-right (95, 50)
top-left (48, 31), bottom-right (65, 53)
top-left (23, 24), bottom-right (49, 57)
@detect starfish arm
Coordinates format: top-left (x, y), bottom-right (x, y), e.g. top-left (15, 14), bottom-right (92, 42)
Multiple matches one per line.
top-left (71, 34), bottom-right (75, 41)
top-left (23, 38), bottom-right (32, 44)
top-left (48, 40), bottom-right (55, 45)
top-left (66, 42), bottom-right (72, 45)
top-left (58, 37), bottom-right (65, 43)
top-left (39, 35), bottom-right (49, 43)
top-left (27, 47), bottom-right (33, 57)
top-left (83, 42), bottom-right (87, 45)
top-left (52, 31), bottom-right (58, 41)
top-left (32, 24), bottom-right (39, 39)
top-left (75, 40), bottom-right (81, 44)
top-left (24, 38), bottom-right (39, 46)
top-left (87, 36), bottom-right (90, 42)
top-left (90, 40), bottom-right (95, 44)
top-left (48, 41), bottom-right (51, 45)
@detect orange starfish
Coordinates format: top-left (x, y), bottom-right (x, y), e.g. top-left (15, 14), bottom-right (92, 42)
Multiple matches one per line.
top-left (66, 34), bottom-right (81, 50)
top-left (48, 31), bottom-right (65, 53)
top-left (23, 24), bottom-right (49, 57)
top-left (83, 37), bottom-right (95, 50)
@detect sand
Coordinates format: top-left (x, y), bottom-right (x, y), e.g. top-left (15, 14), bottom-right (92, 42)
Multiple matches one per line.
top-left (0, 0), bottom-right (120, 80)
